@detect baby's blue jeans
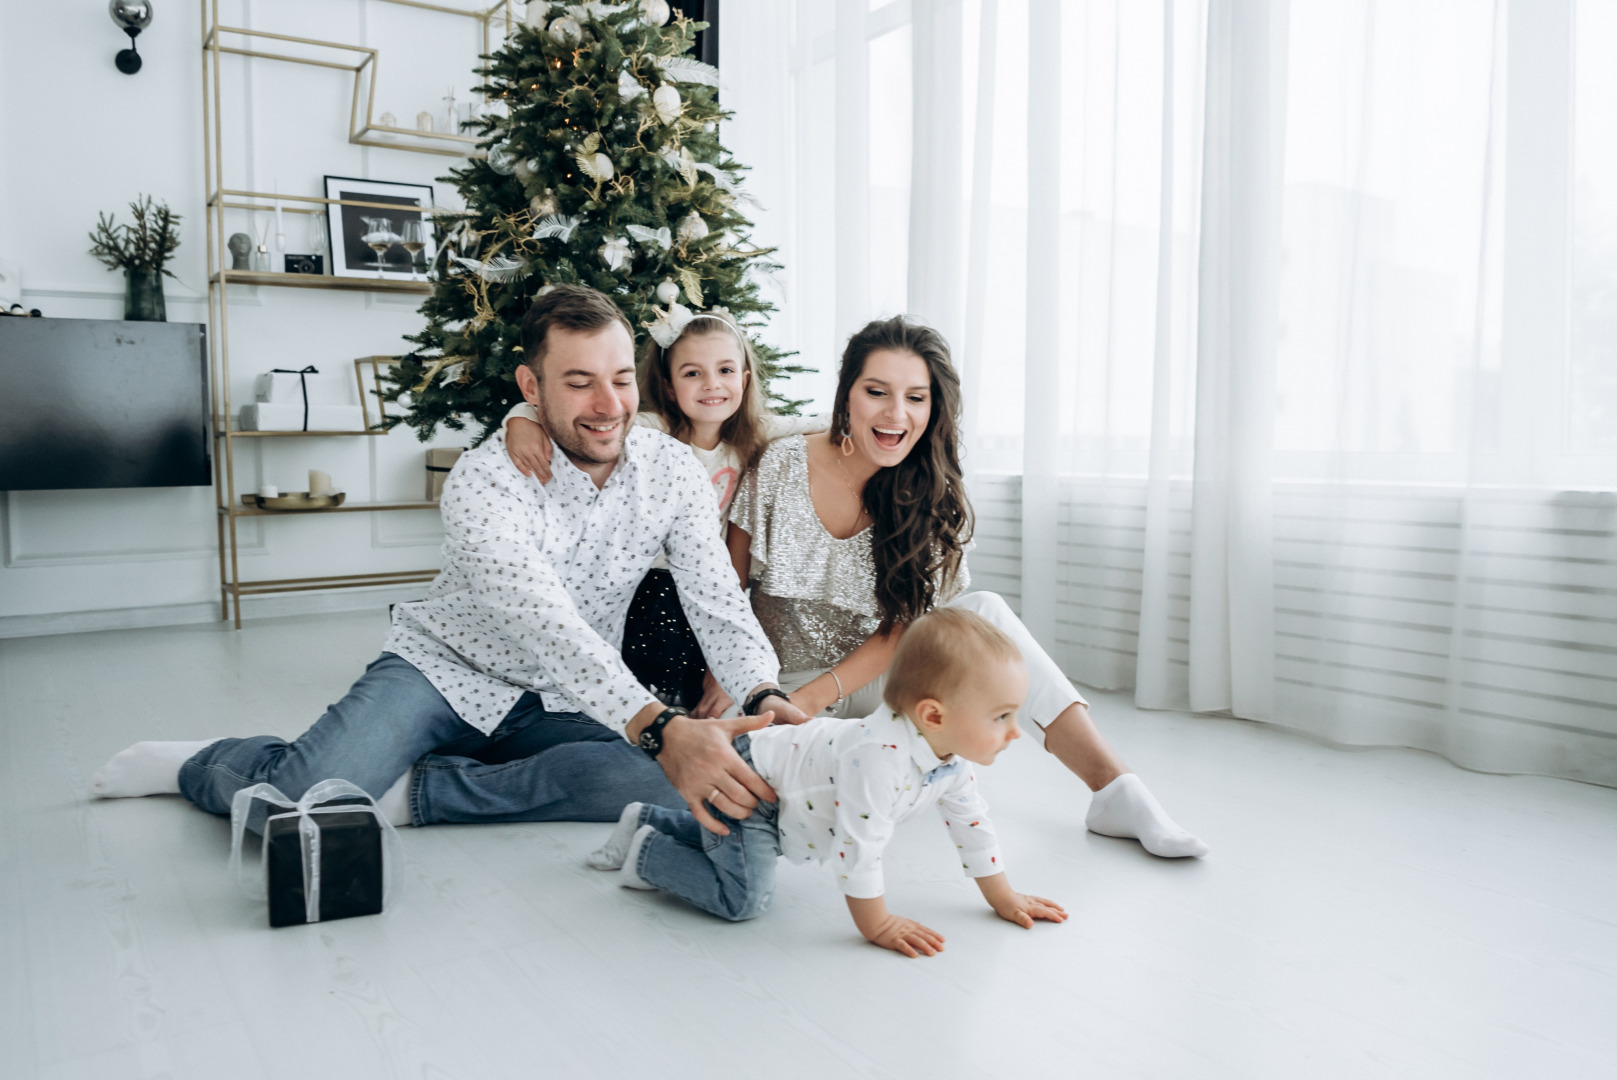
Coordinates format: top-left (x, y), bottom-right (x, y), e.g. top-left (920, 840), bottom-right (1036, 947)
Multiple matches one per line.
top-left (632, 734), bottom-right (783, 921)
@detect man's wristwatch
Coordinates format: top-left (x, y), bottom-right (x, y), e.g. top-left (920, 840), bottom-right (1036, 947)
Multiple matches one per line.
top-left (744, 687), bottom-right (791, 716)
top-left (637, 705), bottom-right (687, 760)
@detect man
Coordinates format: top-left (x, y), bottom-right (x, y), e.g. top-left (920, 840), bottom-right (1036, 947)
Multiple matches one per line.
top-left (92, 284), bottom-right (805, 836)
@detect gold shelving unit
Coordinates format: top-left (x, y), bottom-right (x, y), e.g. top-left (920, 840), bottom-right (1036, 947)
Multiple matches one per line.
top-left (201, 0), bottom-right (510, 627)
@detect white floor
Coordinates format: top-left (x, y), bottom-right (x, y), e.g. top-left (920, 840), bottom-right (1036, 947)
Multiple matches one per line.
top-left (3, 610), bottom-right (1615, 1080)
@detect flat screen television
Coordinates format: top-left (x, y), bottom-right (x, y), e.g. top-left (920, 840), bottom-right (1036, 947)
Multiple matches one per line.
top-left (0, 317), bottom-right (211, 491)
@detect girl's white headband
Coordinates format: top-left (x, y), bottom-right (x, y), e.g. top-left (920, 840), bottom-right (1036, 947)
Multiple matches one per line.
top-left (647, 302), bottom-right (747, 354)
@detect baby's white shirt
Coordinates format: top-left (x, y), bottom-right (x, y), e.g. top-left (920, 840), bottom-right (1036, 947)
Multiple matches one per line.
top-left (747, 704), bottom-right (1005, 899)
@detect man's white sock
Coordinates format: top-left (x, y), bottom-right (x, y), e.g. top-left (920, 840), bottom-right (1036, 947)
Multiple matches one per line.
top-left (619, 824), bottom-right (658, 890)
top-left (89, 740), bottom-right (221, 798)
top-left (375, 770), bottom-right (414, 827)
top-left (1085, 773), bottom-right (1209, 858)
top-left (588, 803), bottom-right (645, 870)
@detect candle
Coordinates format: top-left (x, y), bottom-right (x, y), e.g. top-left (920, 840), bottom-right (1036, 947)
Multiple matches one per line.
top-left (260, 485), bottom-right (279, 498)
top-left (274, 178), bottom-right (285, 251)
top-left (308, 470), bottom-right (332, 496)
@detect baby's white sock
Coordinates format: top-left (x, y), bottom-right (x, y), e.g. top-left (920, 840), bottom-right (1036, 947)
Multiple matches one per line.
top-left (89, 739), bottom-right (221, 798)
top-left (375, 770), bottom-right (414, 827)
top-left (618, 824), bottom-right (658, 890)
top-left (588, 802), bottom-right (645, 869)
top-left (1085, 773), bottom-right (1209, 858)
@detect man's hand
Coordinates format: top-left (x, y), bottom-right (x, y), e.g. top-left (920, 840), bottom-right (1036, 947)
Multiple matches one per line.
top-left (742, 683), bottom-right (813, 725)
top-left (506, 416), bottom-right (555, 482)
top-left (770, 695), bottom-right (813, 725)
top-left (649, 711), bottom-right (779, 835)
top-left (692, 669), bottom-right (734, 718)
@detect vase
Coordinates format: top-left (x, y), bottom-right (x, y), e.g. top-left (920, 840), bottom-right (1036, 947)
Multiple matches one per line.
top-left (123, 267), bottom-right (167, 322)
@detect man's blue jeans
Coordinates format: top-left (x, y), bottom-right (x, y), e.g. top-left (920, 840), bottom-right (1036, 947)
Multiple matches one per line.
top-left (632, 734), bottom-right (782, 921)
top-left (178, 652), bottom-right (683, 828)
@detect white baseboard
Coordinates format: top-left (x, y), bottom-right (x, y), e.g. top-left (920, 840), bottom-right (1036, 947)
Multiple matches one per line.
top-left (0, 584), bottom-right (430, 639)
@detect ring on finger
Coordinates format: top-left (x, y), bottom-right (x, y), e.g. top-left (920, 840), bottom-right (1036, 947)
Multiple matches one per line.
top-left (708, 788), bottom-right (722, 804)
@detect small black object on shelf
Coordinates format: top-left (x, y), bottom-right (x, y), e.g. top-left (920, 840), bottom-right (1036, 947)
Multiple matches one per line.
top-left (284, 254), bottom-right (325, 275)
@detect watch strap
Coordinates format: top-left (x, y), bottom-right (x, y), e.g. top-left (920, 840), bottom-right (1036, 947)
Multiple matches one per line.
top-left (744, 687), bottom-right (791, 716)
top-left (637, 705), bottom-right (687, 760)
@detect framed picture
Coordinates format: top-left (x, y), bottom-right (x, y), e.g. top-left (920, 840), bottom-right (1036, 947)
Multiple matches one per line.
top-left (322, 176), bottom-right (437, 280)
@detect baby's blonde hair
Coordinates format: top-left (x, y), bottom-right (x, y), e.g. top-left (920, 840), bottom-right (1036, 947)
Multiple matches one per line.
top-left (883, 608), bottom-right (1023, 715)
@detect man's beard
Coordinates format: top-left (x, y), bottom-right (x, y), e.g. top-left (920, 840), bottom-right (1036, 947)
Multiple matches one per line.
top-left (541, 397), bottom-right (630, 466)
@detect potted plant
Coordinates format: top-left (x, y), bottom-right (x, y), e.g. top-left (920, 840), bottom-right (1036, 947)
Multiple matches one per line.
top-left (89, 195), bottom-right (181, 322)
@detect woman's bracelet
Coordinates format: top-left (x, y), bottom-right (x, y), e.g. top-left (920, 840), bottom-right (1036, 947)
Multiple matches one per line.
top-left (827, 668), bottom-right (846, 714)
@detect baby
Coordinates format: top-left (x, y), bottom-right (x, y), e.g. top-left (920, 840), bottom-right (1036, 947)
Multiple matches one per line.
top-left (588, 608), bottom-right (1066, 957)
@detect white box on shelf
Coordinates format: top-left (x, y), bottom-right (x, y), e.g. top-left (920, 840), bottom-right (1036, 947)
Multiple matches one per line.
top-left (254, 370), bottom-right (356, 405)
top-left (238, 403), bottom-right (368, 432)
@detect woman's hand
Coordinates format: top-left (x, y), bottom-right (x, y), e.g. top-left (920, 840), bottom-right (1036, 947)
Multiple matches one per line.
top-left (506, 416), bottom-right (554, 482)
top-left (692, 670), bottom-right (733, 718)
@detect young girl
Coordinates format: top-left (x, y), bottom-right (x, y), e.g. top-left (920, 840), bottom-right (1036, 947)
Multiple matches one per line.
top-left (502, 304), bottom-right (825, 712)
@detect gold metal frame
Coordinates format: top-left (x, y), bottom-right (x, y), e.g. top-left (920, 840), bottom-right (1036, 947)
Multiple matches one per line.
top-left (200, 0), bottom-right (508, 626)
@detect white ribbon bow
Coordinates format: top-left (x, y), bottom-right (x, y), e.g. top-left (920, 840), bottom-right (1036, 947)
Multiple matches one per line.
top-left (228, 779), bottom-right (401, 925)
top-left (647, 301), bottom-right (694, 348)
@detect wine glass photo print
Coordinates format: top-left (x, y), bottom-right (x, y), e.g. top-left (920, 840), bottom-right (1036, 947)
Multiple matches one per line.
top-left (322, 176), bottom-right (436, 280)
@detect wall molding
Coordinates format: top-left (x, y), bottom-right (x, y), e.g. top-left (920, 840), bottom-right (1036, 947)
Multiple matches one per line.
top-left (0, 582), bottom-right (429, 639)
top-left (1, 491), bottom-right (265, 567)
top-left (22, 282), bottom-right (207, 304)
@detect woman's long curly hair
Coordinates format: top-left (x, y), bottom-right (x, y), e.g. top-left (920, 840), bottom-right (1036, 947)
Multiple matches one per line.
top-left (831, 316), bottom-right (974, 633)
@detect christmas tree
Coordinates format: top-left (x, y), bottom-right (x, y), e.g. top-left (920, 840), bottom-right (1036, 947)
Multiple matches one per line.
top-left (384, 0), bottom-right (806, 442)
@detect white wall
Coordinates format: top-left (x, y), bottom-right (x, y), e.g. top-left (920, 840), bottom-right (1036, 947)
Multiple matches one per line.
top-left (0, 1), bottom-right (488, 633)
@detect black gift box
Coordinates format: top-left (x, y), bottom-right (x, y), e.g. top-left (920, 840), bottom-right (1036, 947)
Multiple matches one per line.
top-left (265, 795), bottom-right (384, 928)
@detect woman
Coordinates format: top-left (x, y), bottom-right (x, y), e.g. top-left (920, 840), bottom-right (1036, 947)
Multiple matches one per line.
top-left (719, 315), bottom-right (1207, 858)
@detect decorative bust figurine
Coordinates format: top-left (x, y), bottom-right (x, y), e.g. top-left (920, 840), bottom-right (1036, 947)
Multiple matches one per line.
top-left (227, 232), bottom-right (253, 270)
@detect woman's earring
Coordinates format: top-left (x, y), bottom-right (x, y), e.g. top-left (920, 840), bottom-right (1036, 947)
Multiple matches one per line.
top-left (840, 431), bottom-right (856, 458)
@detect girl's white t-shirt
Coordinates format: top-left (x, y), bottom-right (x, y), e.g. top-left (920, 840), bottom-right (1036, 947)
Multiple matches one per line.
top-left (501, 402), bottom-right (826, 537)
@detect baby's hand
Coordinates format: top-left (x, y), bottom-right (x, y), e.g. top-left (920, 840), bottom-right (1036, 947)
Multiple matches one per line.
top-left (866, 914), bottom-right (946, 958)
top-left (991, 891), bottom-right (1067, 929)
top-left (506, 416), bottom-right (554, 482)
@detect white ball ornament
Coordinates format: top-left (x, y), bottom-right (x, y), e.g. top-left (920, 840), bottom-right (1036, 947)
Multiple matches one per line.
top-left (592, 152), bottom-right (615, 181)
top-left (652, 83), bottom-right (682, 125)
top-left (529, 188), bottom-right (558, 217)
top-left (549, 15), bottom-right (582, 42)
top-left (513, 157), bottom-right (538, 182)
top-left (486, 142), bottom-right (520, 175)
top-left (642, 0), bottom-right (671, 26)
top-left (676, 210), bottom-right (709, 243)
top-left (655, 279), bottom-right (680, 304)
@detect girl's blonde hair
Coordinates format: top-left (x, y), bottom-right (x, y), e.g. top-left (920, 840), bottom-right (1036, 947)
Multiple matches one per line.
top-left (638, 313), bottom-right (771, 471)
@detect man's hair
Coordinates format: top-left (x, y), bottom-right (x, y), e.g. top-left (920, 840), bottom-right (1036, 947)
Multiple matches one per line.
top-left (519, 284), bottom-right (634, 374)
top-left (883, 608), bottom-right (1022, 714)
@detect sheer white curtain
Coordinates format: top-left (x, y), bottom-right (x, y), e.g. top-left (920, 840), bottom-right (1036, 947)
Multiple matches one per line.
top-left (729, 0), bottom-right (1617, 785)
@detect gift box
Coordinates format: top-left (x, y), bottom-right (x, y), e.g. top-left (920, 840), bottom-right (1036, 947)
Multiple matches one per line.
top-left (427, 448), bottom-right (465, 501)
top-left (265, 796), bottom-right (384, 927)
top-left (253, 369), bottom-right (354, 406)
top-left (239, 402), bottom-right (368, 432)
top-left (229, 780), bottom-right (397, 929)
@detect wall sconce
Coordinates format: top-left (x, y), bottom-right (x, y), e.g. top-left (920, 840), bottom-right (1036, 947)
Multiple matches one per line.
top-left (109, 0), bottom-right (153, 75)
